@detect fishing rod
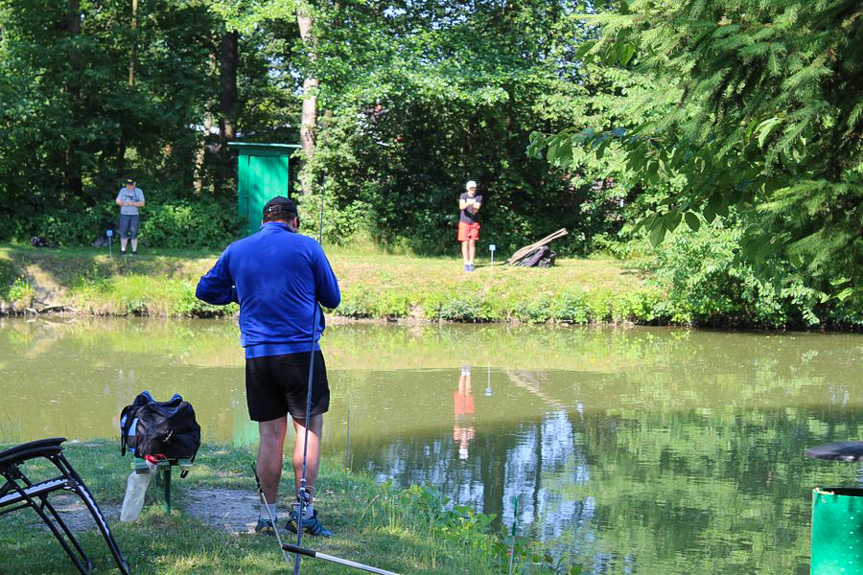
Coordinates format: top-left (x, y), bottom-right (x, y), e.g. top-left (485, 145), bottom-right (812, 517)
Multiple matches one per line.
top-left (282, 543), bottom-right (401, 575)
top-left (509, 495), bottom-right (520, 575)
top-left (253, 176), bottom-right (399, 575)
top-left (293, 176), bottom-right (328, 575)
top-left (252, 462), bottom-right (289, 563)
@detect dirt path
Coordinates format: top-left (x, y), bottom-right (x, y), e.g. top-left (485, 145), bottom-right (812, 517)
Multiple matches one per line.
top-left (48, 488), bottom-right (259, 534)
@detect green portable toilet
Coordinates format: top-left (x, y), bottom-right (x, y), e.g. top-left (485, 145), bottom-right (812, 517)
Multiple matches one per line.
top-left (229, 142), bottom-right (300, 236)
top-left (805, 442), bottom-right (863, 574)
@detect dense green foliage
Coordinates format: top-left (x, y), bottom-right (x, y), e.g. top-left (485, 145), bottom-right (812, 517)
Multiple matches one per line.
top-left (1, 0), bottom-right (861, 325)
top-left (0, 0), bottom-right (297, 246)
top-left (0, 1), bottom-right (633, 256)
top-left (533, 0), bottom-right (863, 323)
top-left (303, 1), bottom-right (623, 254)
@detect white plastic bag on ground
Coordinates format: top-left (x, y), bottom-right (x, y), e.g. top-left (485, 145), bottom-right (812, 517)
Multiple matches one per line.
top-left (120, 462), bottom-right (155, 522)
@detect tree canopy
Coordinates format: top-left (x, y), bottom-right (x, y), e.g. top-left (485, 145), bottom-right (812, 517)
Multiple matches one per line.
top-left (534, 0), bottom-right (863, 311)
top-left (0, 0), bottom-right (860, 325)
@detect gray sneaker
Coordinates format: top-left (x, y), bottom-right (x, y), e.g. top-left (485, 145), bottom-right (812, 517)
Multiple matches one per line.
top-left (286, 508), bottom-right (333, 537)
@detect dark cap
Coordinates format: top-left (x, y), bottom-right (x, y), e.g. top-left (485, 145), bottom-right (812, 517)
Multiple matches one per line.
top-left (125, 177), bottom-right (136, 185)
top-left (263, 196), bottom-right (298, 218)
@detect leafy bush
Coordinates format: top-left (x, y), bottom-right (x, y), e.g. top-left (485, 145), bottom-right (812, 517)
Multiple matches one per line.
top-left (338, 286), bottom-right (376, 318)
top-left (6, 277), bottom-right (34, 305)
top-left (140, 198), bottom-right (244, 249)
top-left (0, 204), bottom-right (115, 246)
top-left (434, 295), bottom-right (493, 322)
top-left (296, 194), bottom-right (373, 246)
top-left (649, 222), bottom-right (821, 327)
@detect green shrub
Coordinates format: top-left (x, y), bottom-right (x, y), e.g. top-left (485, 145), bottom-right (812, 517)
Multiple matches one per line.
top-left (2, 205), bottom-right (115, 246)
top-left (372, 291), bottom-right (411, 318)
top-left (140, 198), bottom-right (244, 249)
top-left (298, 194), bottom-right (373, 246)
top-left (513, 295), bottom-right (554, 323)
top-left (339, 286), bottom-right (375, 318)
top-left (650, 222), bottom-right (810, 327)
top-left (173, 282), bottom-right (236, 317)
top-left (434, 296), bottom-right (493, 322)
top-left (6, 277), bottom-right (34, 304)
top-left (555, 290), bottom-right (591, 323)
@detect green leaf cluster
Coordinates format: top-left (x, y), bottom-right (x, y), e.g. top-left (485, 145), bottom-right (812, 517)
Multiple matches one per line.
top-left (536, 0), bottom-right (863, 317)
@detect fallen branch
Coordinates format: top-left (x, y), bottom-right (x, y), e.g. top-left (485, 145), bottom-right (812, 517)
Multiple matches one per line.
top-left (505, 228), bottom-right (568, 265)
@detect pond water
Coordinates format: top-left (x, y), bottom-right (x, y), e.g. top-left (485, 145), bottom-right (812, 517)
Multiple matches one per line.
top-left (2, 318), bottom-right (863, 573)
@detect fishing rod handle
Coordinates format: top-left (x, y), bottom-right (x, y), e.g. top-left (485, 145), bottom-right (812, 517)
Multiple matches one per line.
top-left (283, 543), bottom-right (316, 558)
top-left (282, 543), bottom-right (402, 575)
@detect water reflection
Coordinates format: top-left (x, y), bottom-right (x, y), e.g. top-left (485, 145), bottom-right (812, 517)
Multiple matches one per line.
top-left (3, 318), bottom-right (863, 573)
top-left (454, 366), bottom-right (476, 460)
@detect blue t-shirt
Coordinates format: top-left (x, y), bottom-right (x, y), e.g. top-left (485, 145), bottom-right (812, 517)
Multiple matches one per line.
top-left (195, 222), bottom-right (341, 358)
top-left (116, 187), bottom-right (145, 215)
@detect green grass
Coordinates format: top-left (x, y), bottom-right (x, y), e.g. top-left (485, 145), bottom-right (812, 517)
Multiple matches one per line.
top-left (0, 244), bottom-right (664, 324)
top-left (0, 441), bottom-right (555, 574)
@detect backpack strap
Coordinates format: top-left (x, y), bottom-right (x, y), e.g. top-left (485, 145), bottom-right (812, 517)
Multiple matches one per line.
top-left (179, 451), bottom-right (196, 479)
top-left (119, 392), bottom-right (154, 457)
top-left (119, 405), bottom-right (134, 457)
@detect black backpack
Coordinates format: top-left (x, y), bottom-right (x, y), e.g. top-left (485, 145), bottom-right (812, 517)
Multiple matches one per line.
top-left (514, 246), bottom-right (556, 268)
top-left (120, 391), bottom-right (201, 465)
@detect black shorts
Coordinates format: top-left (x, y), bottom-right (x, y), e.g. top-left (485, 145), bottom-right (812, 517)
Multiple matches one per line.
top-left (245, 351), bottom-right (330, 422)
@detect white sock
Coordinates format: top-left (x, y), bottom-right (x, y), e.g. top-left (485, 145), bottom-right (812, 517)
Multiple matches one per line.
top-left (295, 499), bottom-right (314, 520)
top-left (259, 501), bottom-right (278, 523)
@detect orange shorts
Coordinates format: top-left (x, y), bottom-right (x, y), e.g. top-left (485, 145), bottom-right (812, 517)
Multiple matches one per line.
top-left (457, 221), bottom-right (480, 242)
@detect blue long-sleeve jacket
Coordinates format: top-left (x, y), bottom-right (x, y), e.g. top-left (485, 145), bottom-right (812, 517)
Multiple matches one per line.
top-left (195, 222), bottom-right (341, 358)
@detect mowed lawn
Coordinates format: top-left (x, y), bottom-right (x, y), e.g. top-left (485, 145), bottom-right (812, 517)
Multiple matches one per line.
top-left (0, 244), bottom-right (657, 322)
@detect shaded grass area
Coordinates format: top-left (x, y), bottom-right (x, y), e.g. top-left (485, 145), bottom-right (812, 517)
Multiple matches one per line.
top-left (0, 244), bottom-right (662, 324)
top-left (0, 441), bottom-right (540, 574)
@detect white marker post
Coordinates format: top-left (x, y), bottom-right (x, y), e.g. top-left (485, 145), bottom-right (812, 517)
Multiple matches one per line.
top-left (106, 229), bottom-right (113, 257)
top-left (489, 244), bottom-right (496, 277)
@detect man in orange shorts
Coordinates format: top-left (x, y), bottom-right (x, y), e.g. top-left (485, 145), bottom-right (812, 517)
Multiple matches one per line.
top-left (458, 180), bottom-right (482, 272)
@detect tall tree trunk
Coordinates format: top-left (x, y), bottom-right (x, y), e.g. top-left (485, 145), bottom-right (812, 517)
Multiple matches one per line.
top-left (63, 0), bottom-right (83, 201)
top-left (195, 52), bottom-right (217, 195)
top-left (117, 0), bottom-right (138, 180)
top-left (194, 111), bottom-right (214, 194)
top-left (129, 0), bottom-right (138, 89)
top-left (297, 4), bottom-right (317, 194)
top-left (217, 29), bottom-right (238, 196)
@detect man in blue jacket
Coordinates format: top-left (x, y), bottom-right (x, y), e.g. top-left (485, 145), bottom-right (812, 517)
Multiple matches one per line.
top-left (196, 196), bottom-right (341, 537)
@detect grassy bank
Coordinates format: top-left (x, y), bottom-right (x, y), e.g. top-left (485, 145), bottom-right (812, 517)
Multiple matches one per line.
top-left (0, 244), bottom-right (664, 324)
top-left (0, 441), bottom-right (557, 574)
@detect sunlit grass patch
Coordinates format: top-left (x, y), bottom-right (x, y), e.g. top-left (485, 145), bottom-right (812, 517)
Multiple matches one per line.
top-left (0, 244), bottom-right (663, 325)
top-left (0, 441), bottom-right (534, 574)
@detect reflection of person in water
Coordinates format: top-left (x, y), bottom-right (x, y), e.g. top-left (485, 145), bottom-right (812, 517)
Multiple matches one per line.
top-left (454, 366), bottom-right (476, 460)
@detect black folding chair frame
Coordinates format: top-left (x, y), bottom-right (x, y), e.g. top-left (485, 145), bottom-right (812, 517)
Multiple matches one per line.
top-left (0, 437), bottom-right (129, 574)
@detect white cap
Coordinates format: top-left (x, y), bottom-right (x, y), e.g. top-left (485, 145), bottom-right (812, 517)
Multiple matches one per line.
top-left (465, 180), bottom-right (477, 190)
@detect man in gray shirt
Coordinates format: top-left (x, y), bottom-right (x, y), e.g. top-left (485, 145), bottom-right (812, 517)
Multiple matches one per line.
top-left (115, 177), bottom-right (146, 255)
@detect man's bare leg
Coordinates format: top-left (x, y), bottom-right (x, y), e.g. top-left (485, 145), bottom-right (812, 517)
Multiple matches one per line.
top-left (258, 417), bottom-right (288, 505)
top-left (292, 413), bottom-right (323, 498)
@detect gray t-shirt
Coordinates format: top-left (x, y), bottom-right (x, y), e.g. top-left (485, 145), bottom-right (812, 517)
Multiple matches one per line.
top-left (459, 192), bottom-right (482, 223)
top-left (116, 187), bottom-right (145, 216)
